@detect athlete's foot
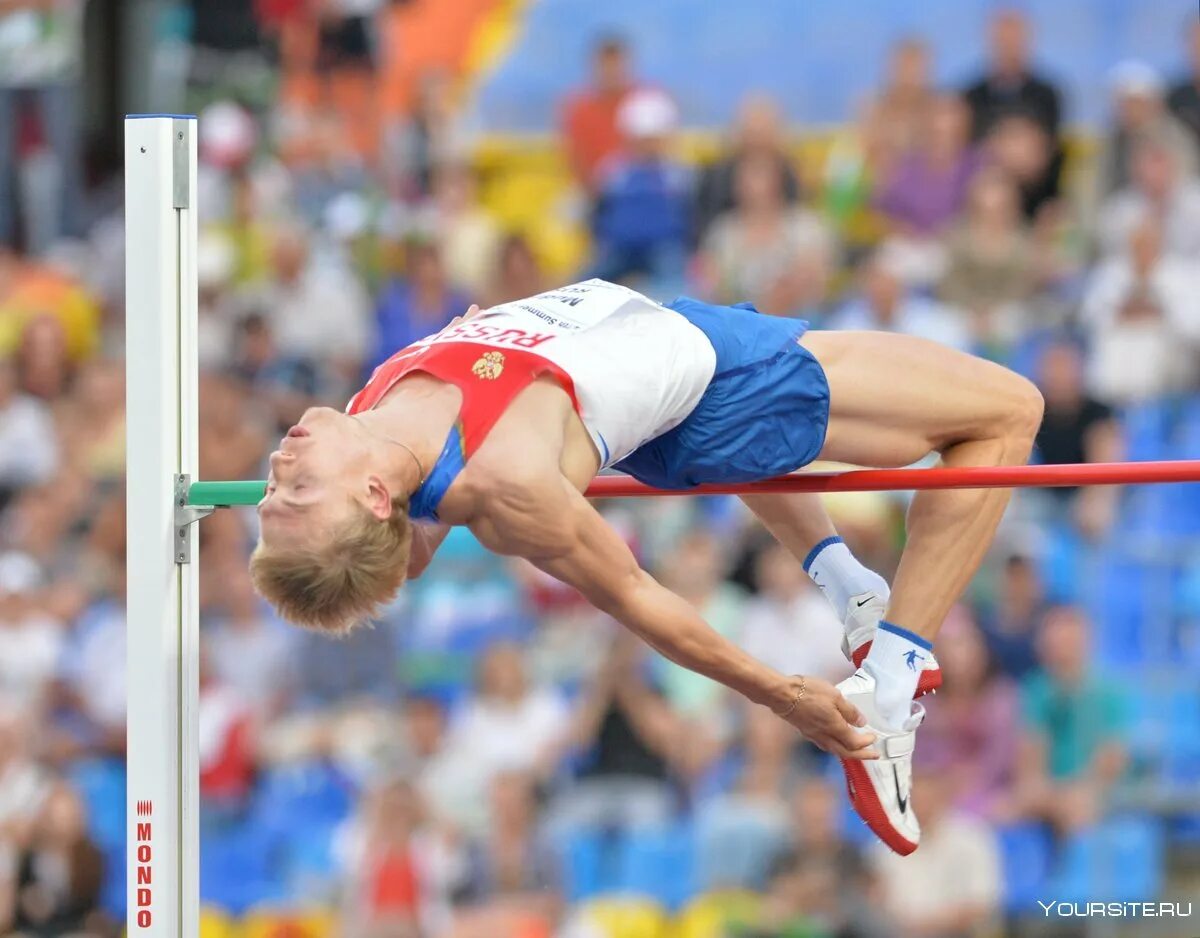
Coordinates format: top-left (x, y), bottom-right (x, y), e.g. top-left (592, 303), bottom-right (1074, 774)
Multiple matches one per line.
top-left (836, 669), bottom-right (924, 856)
top-left (840, 590), bottom-right (942, 698)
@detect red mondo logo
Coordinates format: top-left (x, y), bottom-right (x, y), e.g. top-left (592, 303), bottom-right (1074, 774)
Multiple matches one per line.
top-left (134, 800), bottom-right (153, 927)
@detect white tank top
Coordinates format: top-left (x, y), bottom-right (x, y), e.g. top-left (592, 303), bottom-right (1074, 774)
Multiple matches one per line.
top-left (414, 279), bottom-right (717, 466)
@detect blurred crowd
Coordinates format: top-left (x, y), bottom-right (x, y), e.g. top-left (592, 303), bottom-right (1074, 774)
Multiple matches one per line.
top-left (0, 1), bottom-right (1199, 936)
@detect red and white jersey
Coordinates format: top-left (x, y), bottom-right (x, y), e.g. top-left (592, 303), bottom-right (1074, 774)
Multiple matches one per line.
top-left (349, 279), bottom-right (716, 467)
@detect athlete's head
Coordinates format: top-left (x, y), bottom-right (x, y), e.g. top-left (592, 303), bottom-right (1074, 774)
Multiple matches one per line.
top-left (250, 407), bottom-right (414, 635)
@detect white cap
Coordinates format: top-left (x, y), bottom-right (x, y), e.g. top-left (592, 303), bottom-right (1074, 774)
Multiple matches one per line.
top-left (1110, 60), bottom-right (1165, 99)
top-left (618, 88), bottom-right (679, 139)
top-left (199, 100), bottom-right (258, 168)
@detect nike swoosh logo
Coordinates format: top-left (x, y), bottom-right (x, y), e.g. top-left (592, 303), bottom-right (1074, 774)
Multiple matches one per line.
top-left (893, 765), bottom-right (908, 814)
top-left (855, 597), bottom-right (873, 607)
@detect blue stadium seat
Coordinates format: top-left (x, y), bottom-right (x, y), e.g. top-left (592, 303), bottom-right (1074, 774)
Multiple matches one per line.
top-left (615, 826), bottom-right (696, 910)
top-left (100, 841), bottom-right (126, 920)
top-left (251, 764), bottom-right (354, 838)
top-left (694, 802), bottom-right (787, 894)
top-left (561, 828), bottom-right (610, 902)
top-left (69, 758), bottom-right (127, 852)
top-left (997, 823), bottom-right (1053, 914)
top-left (200, 823), bottom-right (286, 914)
top-left (1050, 817), bottom-right (1164, 904)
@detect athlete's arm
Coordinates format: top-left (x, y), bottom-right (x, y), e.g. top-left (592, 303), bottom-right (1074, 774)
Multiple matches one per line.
top-left (518, 482), bottom-right (877, 760)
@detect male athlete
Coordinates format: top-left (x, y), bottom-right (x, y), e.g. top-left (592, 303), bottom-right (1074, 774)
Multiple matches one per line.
top-left (251, 279), bottom-right (1043, 855)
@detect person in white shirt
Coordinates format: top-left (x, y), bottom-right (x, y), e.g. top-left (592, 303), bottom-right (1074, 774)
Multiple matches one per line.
top-left (0, 360), bottom-right (58, 493)
top-left (0, 552), bottom-right (62, 714)
top-left (828, 247), bottom-right (973, 352)
top-left (740, 541), bottom-right (854, 683)
top-left (441, 642), bottom-right (569, 788)
top-left (1081, 219), bottom-right (1200, 404)
top-left (872, 767), bottom-right (1002, 937)
top-left (1097, 133), bottom-right (1200, 259)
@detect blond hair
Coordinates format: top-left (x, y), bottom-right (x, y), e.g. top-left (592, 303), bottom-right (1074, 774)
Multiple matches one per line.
top-left (249, 497), bottom-right (412, 634)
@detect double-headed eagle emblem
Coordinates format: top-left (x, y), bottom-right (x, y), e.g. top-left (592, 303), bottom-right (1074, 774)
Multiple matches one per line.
top-left (471, 350), bottom-right (505, 380)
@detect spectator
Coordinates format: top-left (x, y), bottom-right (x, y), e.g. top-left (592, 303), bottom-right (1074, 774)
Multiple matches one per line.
top-left (0, 704), bottom-right (50, 858)
top-left (0, 0), bottom-right (87, 249)
top-left (914, 607), bottom-right (1020, 820)
top-left (12, 313), bottom-right (72, 402)
top-left (55, 566), bottom-right (126, 755)
top-left (1096, 61), bottom-right (1198, 197)
top-left (0, 358), bottom-right (57, 500)
top-left (373, 239), bottom-right (471, 368)
top-left (204, 563), bottom-right (297, 719)
top-left (746, 849), bottom-right (853, 938)
top-left (1096, 132), bottom-right (1200, 259)
top-left (484, 234), bottom-right (546, 308)
top-left (228, 312), bottom-right (321, 433)
top-left (963, 8), bottom-right (1062, 140)
top-left (694, 94), bottom-right (801, 240)
top-left (699, 151), bottom-right (837, 317)
top-left (872, 37), bottom-right (936, 162)
top-left (336, 776), bottom-right (464, 937)
top-left (56, 358), bottom-right (124, 485)
top-left (0, 552), bottom-right (61, 715)
top-left (978, 552), bottom-right (1048, 681)
top-left (765, 776), bottom-right (880, 935)
top-left (427, 164), bottom-right (501, 297)
top-left (874, 94), bottom-right (980, 239)
top-left (560, 35), bottom-right (641, 193)
top-left (983, 110), bottom-right (1063, 222)
top-left (547, 634), bottom-right (678, 838)
top-left (828, 246), bottom-right (972, 352)
top-left (938, 166), bottom-right (1037, 350)
top-left (441, 642), bottom-right (569, 787)
top-left (872, 768), bottom-right (1002, 938)
top-left (1081, 219), bottom-right (1200, 404)
top-left (1015, 606), bottom-right (1128, 833)
top-left (388, 69), bottom-right (478, 199)
top-left (694, 703), bottom-right (794, 890)
top-left (197, 638), bottom-right (257, 807)
top-left (653, 528), bottom-right (747, 719)
top-left (11, 784), bottom-right (104, 937)
top-left (1033, 340), bottom-right (1122, 537)
top-left (262, 223), bottom-right (372, 391)
top-left (739, 541), bottom-right (852, 683)
top-left (1167, 21), bottom-right (1200, 146)
top-left (0, 247), bottom-right (99, 364)
top-left (455, 772), bottom-right (560, 920)
top-left (589, 88), bottom-right (692, 292)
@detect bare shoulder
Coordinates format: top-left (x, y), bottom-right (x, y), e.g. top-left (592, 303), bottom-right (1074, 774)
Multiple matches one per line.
top-left (464, 459), bottom-right (578, 560)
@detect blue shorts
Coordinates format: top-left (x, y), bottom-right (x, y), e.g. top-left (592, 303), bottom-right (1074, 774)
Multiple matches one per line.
top-left (614, 297), bottom-right (830, 489)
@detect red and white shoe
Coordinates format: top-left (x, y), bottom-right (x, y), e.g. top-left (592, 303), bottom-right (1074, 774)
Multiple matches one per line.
top-left (841, 590), bottom-right (942, 698)
top-left (837, 669), bottom-right (924, 856)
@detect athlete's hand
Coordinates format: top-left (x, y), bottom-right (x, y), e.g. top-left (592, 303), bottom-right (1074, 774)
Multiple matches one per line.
top-left (776, 676), bottom-right (878, 760)
top-left (446, 304), bottom-right (483, 329)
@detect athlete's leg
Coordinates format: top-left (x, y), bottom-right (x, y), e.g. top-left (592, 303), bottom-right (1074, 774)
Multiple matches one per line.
top-left (800, 329), bottom-right (1043, 641)
top-left (740, 493), bottom-right (890, 617)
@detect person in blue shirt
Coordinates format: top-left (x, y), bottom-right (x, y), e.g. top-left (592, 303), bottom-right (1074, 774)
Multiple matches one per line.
top-left (589, 88), bottom-right (692, 292)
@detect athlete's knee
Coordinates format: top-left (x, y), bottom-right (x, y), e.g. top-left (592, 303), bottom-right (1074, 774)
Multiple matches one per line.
top-left (998, 372), bottom-right (1044, 444)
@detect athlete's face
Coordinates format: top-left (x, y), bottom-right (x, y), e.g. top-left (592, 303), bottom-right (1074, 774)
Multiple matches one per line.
top-left (257, 407), bottom-right (370, 546)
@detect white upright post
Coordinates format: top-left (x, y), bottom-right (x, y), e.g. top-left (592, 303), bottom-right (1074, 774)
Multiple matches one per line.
top-left (124, 114), bottom-right (200, 938)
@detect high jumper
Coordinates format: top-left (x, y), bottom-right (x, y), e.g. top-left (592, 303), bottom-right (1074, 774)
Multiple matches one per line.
top-left (250, 277), bottom-right (1047, 856)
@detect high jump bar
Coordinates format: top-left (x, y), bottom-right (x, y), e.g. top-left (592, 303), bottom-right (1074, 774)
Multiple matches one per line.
top-left (185, 460), bottom-right (1200, 508)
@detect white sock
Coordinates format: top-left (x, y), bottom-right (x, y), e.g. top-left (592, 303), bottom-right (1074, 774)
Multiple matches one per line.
top-left (861, 621), bottom-right (931, 730)
top-left (802, 536), bottom-right (890, 618)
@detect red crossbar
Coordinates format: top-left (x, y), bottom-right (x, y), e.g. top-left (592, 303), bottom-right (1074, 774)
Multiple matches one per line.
top-left (583, 460), bottom-right (1200, 498)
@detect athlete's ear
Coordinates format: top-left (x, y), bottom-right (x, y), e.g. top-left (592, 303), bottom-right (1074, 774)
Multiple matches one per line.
top-left (365, 476), bottom-right (393, 521)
